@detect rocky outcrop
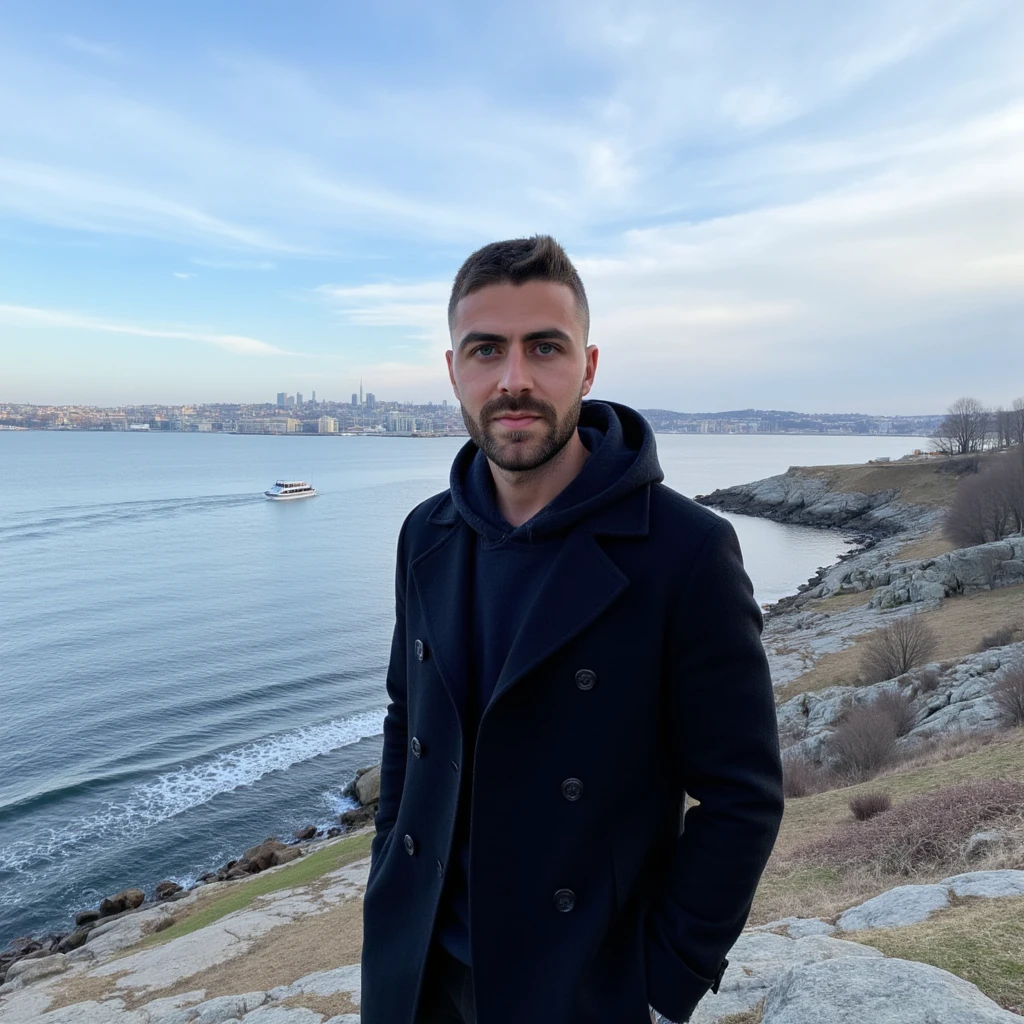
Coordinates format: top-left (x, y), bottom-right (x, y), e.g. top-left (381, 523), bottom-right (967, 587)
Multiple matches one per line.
top-left (758, 957), bottom-right (1020, 1023)
top-left (869, 537), bottom-right (1024, 608)
top-left (339, 763), bottom-right (381, 830)
top-left (776, 642), bottom-right (1021, 761)
top-left (695, 468), bottom-right (935, 536)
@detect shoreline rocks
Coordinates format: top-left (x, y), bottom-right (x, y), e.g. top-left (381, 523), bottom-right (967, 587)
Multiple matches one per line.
top-left (0, 760), bottom-right (384, 985)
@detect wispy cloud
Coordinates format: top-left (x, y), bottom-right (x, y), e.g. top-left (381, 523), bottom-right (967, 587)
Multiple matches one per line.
top-left (172, 271), bottom-right (195, 279)
top-left (60, 34), bottom-right (123, 62)
top-left (191, 257), bottom-right (276, 271)
top-left (0, 304), bottom-right (301, 357)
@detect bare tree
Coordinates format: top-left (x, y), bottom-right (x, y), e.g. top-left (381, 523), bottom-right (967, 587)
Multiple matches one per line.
top-left (932, 397), bottom-right (991, 456)
top-left (995, 407), bottom-right (1011, 450)
top-left (1013, 397), bottom-right (1024, 448)
top-left (946, 448), bottom-right (1024, 545)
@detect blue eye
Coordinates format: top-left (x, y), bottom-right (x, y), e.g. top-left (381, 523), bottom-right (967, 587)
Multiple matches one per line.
top-left (476, 344), bottom-right (495, 357)
top-left (537, 343), bottom-right (555, 355)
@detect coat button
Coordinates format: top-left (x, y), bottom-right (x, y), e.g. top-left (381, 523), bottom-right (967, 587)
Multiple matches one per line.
top-left (437, 859), bottom-right (444, 878)
top-left (450, 760), bottom-right (460, 774)
top-left (404, 834), bottom-right (416, 856)
top-left (561, 778), bottom-right (583, 801)
top-left (553, 888), bottom-right (576, 913)
top-left (575, 669), bottom-right (596, 690)
top-left (411, 737), bottom-right (423, 757)
top-left (415, 639), bottom-right (426, 661)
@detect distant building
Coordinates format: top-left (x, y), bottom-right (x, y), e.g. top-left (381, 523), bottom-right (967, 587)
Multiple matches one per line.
top-left (311, 391), bottom-right (316, 405)
top-left (351, 393), bottom-right (359, 407)
top-left (284, 394), bottom-right (296, 409)
top-left (276, 392), bottom-right (286, 408)
top-left (366, 392), bottom-right (376, 410)
top-left (318, 416), bottom-right (337, 434)
top-left (296, 392), bottom-right (304, 406)
top-left (387, 413), bottom-right (416, 433)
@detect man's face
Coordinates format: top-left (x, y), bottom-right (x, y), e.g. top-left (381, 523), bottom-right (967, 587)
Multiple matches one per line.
top-left (447, 280), bottom-right (598, 472)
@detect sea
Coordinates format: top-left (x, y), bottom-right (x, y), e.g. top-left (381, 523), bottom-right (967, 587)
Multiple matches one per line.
top-left (0, 428), bottom-right (929, 942)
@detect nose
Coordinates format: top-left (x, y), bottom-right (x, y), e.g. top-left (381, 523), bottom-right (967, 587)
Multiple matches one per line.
top-left (498, 343), bottom-right (532, 395)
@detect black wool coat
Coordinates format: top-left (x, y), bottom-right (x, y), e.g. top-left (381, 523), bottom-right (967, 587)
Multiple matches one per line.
top-left (360, 470), bottom-right (784, 1024)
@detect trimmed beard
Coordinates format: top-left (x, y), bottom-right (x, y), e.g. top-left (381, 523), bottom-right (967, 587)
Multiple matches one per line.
top-left (461, 390), bottom-right (583, 472)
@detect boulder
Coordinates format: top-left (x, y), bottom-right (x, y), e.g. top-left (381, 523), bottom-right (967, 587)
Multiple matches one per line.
top-left (242, 837), bottom-right (288, 871)
top-left (760, 956), bottom-right (1021, 1023)
top-left (339, 804), bottom-right (377, 829)
top-left (99, 887), bottom-right (145, 917)
top-left (940, 869), bottom-right (1024, 898)
top-left (355, 764), bottom-right (381, 805)
top-left (964, 830), bottom-right (1005, 860)
top-left (271, 846), bottom-right (303, 867)
top-left (56, 924), bottom-right (96, 953)
top-left (5, 952), bottom-right (67, 986)
top-left (295, 824), bottom-right (318, 841)
top-left (75, 908), bottom-right (101, 926)
top-left (837, 884), bottom-right (949, 931)
top-left (155, 880), bottom-right (183, 900)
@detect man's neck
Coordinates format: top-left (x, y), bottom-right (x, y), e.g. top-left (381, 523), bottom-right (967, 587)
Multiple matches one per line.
top-left (488, 430), bottom-right (590, 529)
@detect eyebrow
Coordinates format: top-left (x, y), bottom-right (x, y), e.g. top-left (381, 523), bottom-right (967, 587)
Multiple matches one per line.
top-left (457, 327), bottom-right (574, 351)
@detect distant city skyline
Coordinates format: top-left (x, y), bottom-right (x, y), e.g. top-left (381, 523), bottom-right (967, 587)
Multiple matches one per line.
top-left (1, 2), bottom-right (1022, 413)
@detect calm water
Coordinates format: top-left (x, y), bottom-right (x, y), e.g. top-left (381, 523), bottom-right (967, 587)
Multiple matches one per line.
top-left (0, 429), bottom-right (926, 940)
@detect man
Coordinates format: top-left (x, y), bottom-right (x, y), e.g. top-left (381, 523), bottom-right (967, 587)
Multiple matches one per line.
top-left (360, 236), bottom-right (784, 1024)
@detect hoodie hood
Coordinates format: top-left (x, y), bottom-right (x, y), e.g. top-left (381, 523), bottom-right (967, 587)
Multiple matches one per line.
top-left (449, 400), bottom-right (663, 543)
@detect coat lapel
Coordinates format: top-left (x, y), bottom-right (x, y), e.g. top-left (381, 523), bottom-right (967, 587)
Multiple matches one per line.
top-left (487, 528), bottom-right (630, 711)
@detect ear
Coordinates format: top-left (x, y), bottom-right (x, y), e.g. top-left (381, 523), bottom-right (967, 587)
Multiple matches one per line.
top-left (445, 349), bottom-right (460, 401)
top-left (581, 345), bottom-right (599, 398)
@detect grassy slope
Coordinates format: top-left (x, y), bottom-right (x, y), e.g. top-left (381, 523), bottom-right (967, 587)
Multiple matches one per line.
top-left (792, 459), bottom-right (959, 508)
top-left (139, 831), bottom-right (373, 949)
top-left (752, 731), bottom-right (1024, 1008)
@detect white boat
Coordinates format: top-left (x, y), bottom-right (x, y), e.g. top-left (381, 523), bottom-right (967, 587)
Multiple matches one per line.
top-left (265, 480), bottom-right (317, 500)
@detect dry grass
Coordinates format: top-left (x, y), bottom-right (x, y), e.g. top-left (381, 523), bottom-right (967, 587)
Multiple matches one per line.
top-left (897, 531), bottom-right (959, 561)
top-left (796, 460), bottom-right (959, 509)
top-left (795, 779), bottom-right (1024, 875)
top-left (719, 1003), bottom-right (765, 1024)
top-left (849, 792), bottom-right (891, 821)
top-left (775, 584), bottom-right (1024, 703)
top-left (750, 731), bottom-right (1024, 925)
top-left (846, 896), bottom-right (1024, 1014)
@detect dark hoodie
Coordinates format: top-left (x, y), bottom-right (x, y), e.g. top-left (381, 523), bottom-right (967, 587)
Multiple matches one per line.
top-left (433, 401), bottom-right (664, 965)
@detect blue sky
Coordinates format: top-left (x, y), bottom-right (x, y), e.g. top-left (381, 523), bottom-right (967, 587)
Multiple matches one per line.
top-left (1, 1), bottom-right (1022, 413)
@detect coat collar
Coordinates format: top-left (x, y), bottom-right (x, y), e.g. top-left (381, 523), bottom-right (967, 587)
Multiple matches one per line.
top-left (414, 484), bottom-right (651, 736)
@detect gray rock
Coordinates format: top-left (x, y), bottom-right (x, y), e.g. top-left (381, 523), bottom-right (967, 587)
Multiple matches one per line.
top-left (752, 917), bottom-right (837, 938)
top-left (940, 869), bottom-right (1024, 898)
top-left (964, 830), bottom-right (1005, 859)
top-left (239, 1007), bottom-right (327, 1023)
top-left (4, 952), bottom-right (67, 985)
top-left (355, 764), bottom-right (381, 805)
top-left (837, 884), bottom-right (950, 931)
top-left (268, 964), bottom-right (362, 1003)
top-left (760, 956), bottom-right (1021, 1023)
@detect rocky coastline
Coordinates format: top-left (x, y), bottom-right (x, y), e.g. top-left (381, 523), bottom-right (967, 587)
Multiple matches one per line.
top-left (4, 451), bottom-right (1024, 1022)
top-left (0, 764), bottom-right (382, 989)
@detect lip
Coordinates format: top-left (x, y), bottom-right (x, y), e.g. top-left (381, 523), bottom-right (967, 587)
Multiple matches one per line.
top-left (494, 415), bottom-right (540, 427)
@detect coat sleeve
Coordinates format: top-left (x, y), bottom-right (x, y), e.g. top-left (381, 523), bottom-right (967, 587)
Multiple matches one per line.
top-left (644, 516), bottom-right (784, 1023)
top-left (371, 513), bottom-right (412, 862)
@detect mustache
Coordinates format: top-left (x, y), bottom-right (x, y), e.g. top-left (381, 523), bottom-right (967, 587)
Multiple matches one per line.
top-left (481, 395), bottom-right (556, 422)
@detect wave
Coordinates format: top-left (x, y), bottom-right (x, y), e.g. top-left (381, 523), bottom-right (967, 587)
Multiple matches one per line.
top-left (0, 493), bottom-right (261, 543)
top-left (0, 707), bottom-right (386, 880)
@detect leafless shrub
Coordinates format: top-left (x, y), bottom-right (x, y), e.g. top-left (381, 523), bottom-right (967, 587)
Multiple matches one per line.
top-left (931, 397), bottom-right (991, 456)
top-left (828, 703), bottom-right (898, 781)
top-left (797, 779), bottom-right (1024, 875)
top-left (992, 660), bottom-right (1024, 728)
top-left (871, 688), bottom-right (917, 737)
top-left (945, 447), bottom-right (1024, 546)
top-left (915, 667), bottom-right (942, 693)
top-left (850, 791), bottom-right (892, 821)
top-left (782, 753), bottom-right (826, 799)
top-left (978, 626), bottom-right (1017, 651)
top-left (860, 616), bottom-right (939, 684)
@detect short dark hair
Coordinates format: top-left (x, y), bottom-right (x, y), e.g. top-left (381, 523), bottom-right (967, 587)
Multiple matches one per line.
top-left (447, 235), bottom-right (590, 341)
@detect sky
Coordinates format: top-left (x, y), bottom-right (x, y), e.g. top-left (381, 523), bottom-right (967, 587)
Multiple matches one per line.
top-left (0, 0), bottom-right (1022, 414)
